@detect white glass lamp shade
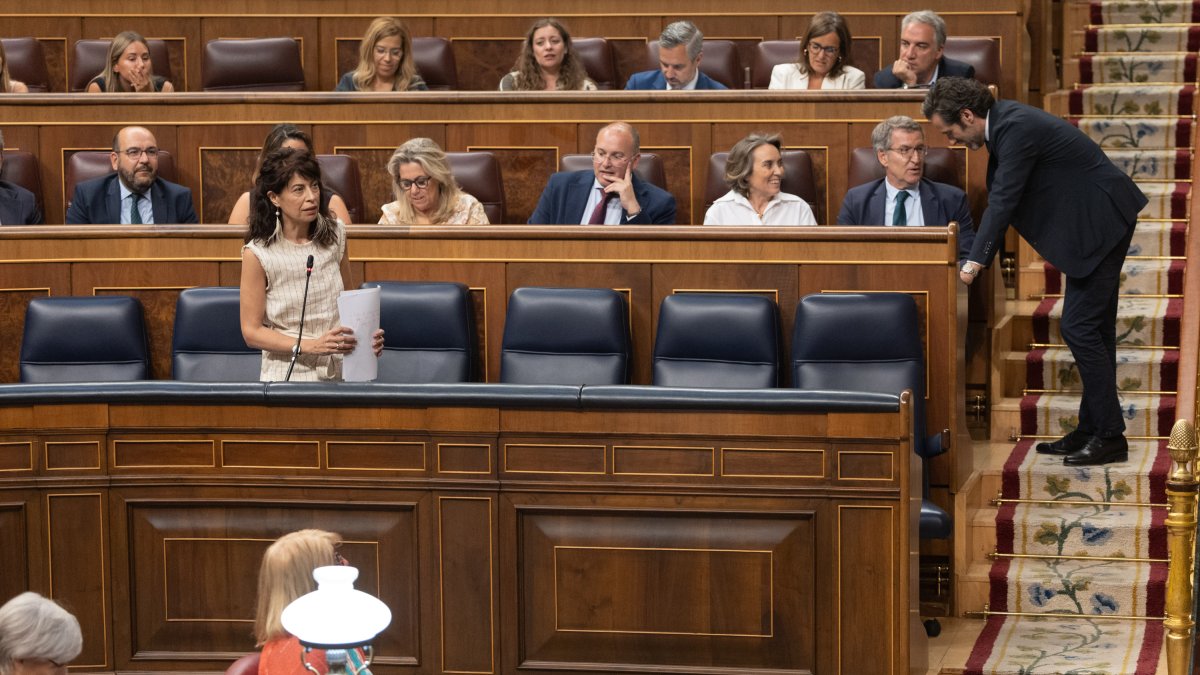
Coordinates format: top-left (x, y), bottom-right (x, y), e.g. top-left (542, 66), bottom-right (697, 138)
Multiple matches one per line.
top-left (280, 565), bottom-right (392, 649)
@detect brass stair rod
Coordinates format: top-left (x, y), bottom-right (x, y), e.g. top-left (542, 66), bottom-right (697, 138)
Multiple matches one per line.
top-left (1164, 419), bottom-right (1198, 675)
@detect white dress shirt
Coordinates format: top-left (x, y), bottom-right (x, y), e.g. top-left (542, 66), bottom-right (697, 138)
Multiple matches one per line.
top-left (703, 190), bottom-right (817, 225)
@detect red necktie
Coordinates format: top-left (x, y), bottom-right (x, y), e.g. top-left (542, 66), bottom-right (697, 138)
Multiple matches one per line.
top-left (587, 188), bottom-right (613, 224)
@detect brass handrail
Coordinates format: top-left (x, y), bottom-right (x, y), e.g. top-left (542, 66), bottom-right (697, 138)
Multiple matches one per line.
top-left (1164, 419), bottom-right (1198, 675)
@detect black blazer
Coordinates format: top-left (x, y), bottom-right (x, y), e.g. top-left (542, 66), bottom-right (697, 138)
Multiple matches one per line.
top-left (528, 170), bottom-right (677, 225)
top-left (0, 180), bottom-right (43, 225)
top-left (65, 173), bottom-right (199, 225)
top-left (836, 177), bottom-right (976, 261)
top-left (971, 99), bottom-right (1147, 277)
top-left (873, 56), bottom-right (975, 88)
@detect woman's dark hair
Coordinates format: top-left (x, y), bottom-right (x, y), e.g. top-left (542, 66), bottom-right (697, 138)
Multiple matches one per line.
top-left (510, 18), bottom-right (590, 90)
top-left (244, 148), bottom-right (336, 247)
top-left (798, 11), bottom-right (852, 78)
top-left (258, 124), bottom-right (314, 166)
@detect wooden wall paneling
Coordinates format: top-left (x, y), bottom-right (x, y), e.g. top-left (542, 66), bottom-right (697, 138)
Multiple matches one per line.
top-left (447, 122), bottom-right (575, 224)
top-left (37, 124), bottom-right (110, 225)
top-left (315, 123), bottom-right (446, 224)
top-left (437, 495), bottom-right (497, 674)
top-left (179, 124), bottom-right (283, 225)
top-left (12, 1), bottom-right (1025, 14)
top-left (0, 285), bottom-right (55, 384)
top-left (79, 17), bottom-right (200, 92)
top-left (447, 37), bottom-right (522, 91)
top-left (319, 17), bottom-right (438, 92)
top-left (0, 497), bottom-right (32, 603)
top-left (76, 261), bottom-right (220, 379)
top-left (47, 491), bottom-right (110, 669)
top-left (199, 17), bottom-right (322, 92)
top-left (837, 503), bottom-right (905, 674)
top-left (0, 17), bottom-right (82, 92)
top-left (502, 493), bottom-right (821, 673)
top-left (650, 263), bottom-right (799, 385)
top-left (3, 125), bottom-right (47, 215)
top-left (506, 261), bottom-right (654, 385)
top-left (357, 260), bottom-right (504, 382)
top-left (115, 488), bottom-right (425, 669)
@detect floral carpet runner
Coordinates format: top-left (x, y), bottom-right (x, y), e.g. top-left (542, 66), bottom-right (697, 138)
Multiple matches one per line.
top-left (964, 1), bottom-right (1191, 672)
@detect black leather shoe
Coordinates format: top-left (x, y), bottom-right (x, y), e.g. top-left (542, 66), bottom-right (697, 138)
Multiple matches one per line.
top-left (1063, 435), bottom-right (1129, 466)
top-left (1036, 429), bottom-right (1090, 456)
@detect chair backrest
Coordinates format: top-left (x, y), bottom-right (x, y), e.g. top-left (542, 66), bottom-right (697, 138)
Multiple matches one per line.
top-left (171, 287), bottom-right (259, 382)
top-left (574, 37), bottom-right (617, 89)
top-left (70, 38), bottom-right (173, 92)
top-left (751, 40), bottom-right (799, 89)
top-left (362, 281), bottom-right (476, 383)
top-left (20, 295), bottom-right (149, 382)
top-left (202, 37), bottom-right (304, 92)
top-left (2, 38), bottom-right (52, 92)
top-left (653, 293), bottom-right (780, 388)
top-left (1, 150), bottom-right (44, 215)
top-left (445, 152), bottom-right (506, 223)
top-left (225, 653), bottom-right (260, 675)
top-left (647, 39), bottom-right (743, 89)
top-left (316, 154), bottom-right (364, 224)
top-left (705, 150), bottom-right (820, 222)
top-left (500, 286), bottom-right (630, 385)
top-left (944, 37), bottom-right (1000, 91)
top-left (846, 147), bottom-right (963, 191)
top-left (64, 150), bottom-right (176, 211)
top-left (412, 36), bottom-right (458, 90)
top-left (560, 153), bottom-right (667, 192)
top-left (791, 292), bottom-right (925, 441)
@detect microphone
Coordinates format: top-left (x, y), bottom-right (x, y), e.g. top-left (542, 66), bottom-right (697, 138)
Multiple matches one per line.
top-left (284, 254), bottom-right (315, 382)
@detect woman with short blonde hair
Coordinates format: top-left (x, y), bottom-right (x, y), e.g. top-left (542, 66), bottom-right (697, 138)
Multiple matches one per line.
top-left (704, 132), bottom-right (817, 225)
top-left (86, 31), bottom-right (174, 93)
top-left (336, 17), bottom-right (427, 92)
top-left (380, 138), bottom-right (488, 225)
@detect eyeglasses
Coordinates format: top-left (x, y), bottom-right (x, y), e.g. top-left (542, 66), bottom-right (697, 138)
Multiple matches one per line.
top-left (334, 550), bottom-right (348, 566)
top-left (593, 148), bottom-right (632, 164)
top-left (397, 175), bottom-right (432, 190)
top-left (888, 145), bottom-right (928, 159)
top-left (120, 147), bottom-right (158, 159)
top-left (806, 43), bottom-right (840, 56)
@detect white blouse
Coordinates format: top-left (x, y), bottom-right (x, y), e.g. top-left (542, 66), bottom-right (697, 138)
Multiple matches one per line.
top-left (768, 63), bottom-right (866, 90)
top-left (703, 191), bottom-right (817, 226)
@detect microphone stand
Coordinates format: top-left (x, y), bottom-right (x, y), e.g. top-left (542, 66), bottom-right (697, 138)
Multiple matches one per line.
top-left (284, 254), bottom-right (315, 382)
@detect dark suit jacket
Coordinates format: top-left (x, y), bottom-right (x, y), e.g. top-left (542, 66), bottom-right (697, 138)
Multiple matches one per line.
top-left (0, 180), bottom-right (43, 225)
top-left (972, 99), bottom-right (1146, 277)
top-left (873, 56), bottom-right (975, 88)
top-left (528, 170), bottom-right (677, 225)
top-left (65, 173), bottom-right (198, 225)
top-left (836, 177), bottom-right (976, 261)
top-left (624, 70), bottom-right (728, 90)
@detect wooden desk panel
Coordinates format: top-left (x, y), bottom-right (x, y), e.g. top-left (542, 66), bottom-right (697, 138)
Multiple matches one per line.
top-left (0, 396), bottom-right (918, 674)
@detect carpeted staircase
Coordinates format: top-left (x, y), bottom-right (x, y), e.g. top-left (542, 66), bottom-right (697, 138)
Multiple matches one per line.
top-left (959, 1), bottom-right (1192, 672)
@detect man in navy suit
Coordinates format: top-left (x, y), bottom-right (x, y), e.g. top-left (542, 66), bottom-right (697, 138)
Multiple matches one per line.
top-left (837, 115), bottom-right (975, 261)
top-left (66, 126), bottom-right (198, 225)
top-left (926, 77), bottom-right (1147, 466)
top-left (624, 21), bottom-right (727, 91)
top-left (0, 131), bottom-right (42, 225)
top-left (529, 122), bottom-right (676, 225)
top-left (874, 10), bottom-right (975, 89)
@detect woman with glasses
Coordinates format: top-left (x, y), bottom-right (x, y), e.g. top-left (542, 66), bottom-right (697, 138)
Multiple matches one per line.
top-left (228, 124), bottom-right (352, 225)
top-left (0, 592), bottom-right (82, 675)
top-left (335, 17), bottom-right (428, 92)
top-left (85, 31), bottom-right (175, 92)
top-left (379, 138), bottom-right (488, 225)
top-left (254, 530), bottom-right (372, 674)
top-left (769, 12), bottom-right (864, 90)
top-left (704, 132), bottom-right (816, 226)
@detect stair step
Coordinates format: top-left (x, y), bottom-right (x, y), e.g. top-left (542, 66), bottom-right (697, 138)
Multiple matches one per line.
top-left (1024, 346), bottom-right (1178, 395)
top-left (1070, 116), bottom-right (1193, 149)
top-left (1020, 392), bottom-right (1175, 438)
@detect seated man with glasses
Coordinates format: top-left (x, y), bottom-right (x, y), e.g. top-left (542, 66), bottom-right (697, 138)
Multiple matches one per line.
top-left (837, 115), bottom-right (974, 262)
top-left (529, 121), bottom-right (676, 224)
top-left (66, 125), bottom-right (198, 224)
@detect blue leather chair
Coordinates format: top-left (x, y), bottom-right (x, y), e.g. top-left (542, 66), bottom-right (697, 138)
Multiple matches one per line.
top-left (652, 293), bottom-right (779, 388)
top-left (500, 287), bottom-right (630, 385)
top-left (362, 281), bottom-right (476, 383)
top-left (20, 295), bottom-right (150, 382)
top-left (790, 292), bottom-right (950, 634)
top-left (172, 287), bottom-right (259, 382)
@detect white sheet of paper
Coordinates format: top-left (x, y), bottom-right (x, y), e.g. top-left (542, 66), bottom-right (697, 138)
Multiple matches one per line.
top-left (337, 286), bottom-right (380, 382)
